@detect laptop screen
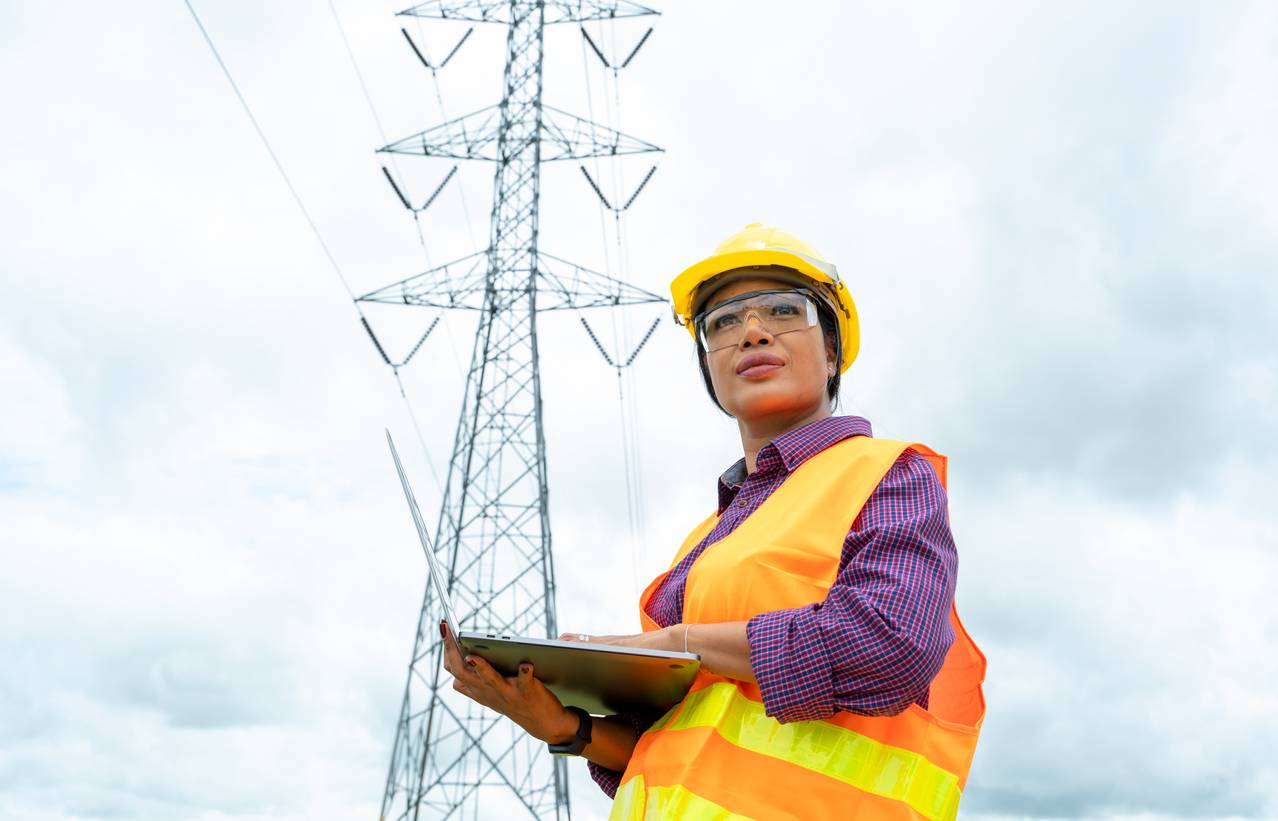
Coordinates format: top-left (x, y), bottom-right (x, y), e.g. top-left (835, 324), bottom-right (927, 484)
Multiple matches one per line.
top-left (386, 430), bottom-right (462, 638)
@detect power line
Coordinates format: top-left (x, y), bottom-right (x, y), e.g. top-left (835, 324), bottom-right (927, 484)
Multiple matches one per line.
top-left (319, 0), bottom-right (467, 494)
top-left (326, 0), bottom-right (483, 394)
top-left (183, 0), bottom-right (455, 499)
top-left (326, 0), bottom-right (474, 383)
top-left (326, 2), bottom-right (477, 451)
top-left (326, 0), bottom-right (394, 151)
top-left (327, 0), bottom-right (438, 260)
top-left (578, 20), bottom-right (654, 600)
top-left (182, 0), bottom-right (359, 306)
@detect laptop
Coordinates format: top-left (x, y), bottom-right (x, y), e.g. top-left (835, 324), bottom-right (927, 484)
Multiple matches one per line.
top-left (386, 430), bottom-right (701, 717)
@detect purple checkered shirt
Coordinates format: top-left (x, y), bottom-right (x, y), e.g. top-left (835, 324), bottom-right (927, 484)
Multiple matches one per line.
top-left (587, 415), bottom-right (958, 798)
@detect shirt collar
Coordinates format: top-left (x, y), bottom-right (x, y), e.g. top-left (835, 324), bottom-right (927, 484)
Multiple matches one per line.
top-left (715, 414), bottom-right (873, 511)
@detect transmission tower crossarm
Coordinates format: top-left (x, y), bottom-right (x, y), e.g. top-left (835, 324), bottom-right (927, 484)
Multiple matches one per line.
top-left (539, 105), bottom-right (662, 160)
top-left (381, 104), bottom-right (660, 162)
top-left (395, 0), bottom-right (513, 23)
top-left (379, 104), bottom-right (505, 160)
top-left (537, 251), bottom-right (665, 310)
top-left (544, 0), bottom-right (659, 23)
top-left (400, 0), bottom-right (658, 24)
top-left (357, 250), bottom-right (490, 310)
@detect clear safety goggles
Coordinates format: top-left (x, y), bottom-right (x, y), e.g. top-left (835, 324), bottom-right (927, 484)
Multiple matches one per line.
top-left (693, 288), bottom-right (822, 353)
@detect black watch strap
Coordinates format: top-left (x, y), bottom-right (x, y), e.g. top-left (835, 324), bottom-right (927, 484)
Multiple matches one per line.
top-left (547, 706), bottom-right (592, 756)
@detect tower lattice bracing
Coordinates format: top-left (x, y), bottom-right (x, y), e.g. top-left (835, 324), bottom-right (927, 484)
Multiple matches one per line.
top-left (366, 2), bottom-right (664, 818)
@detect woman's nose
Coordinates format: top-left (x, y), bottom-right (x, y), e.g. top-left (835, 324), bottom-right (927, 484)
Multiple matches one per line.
top-left (740, 315), bottom-right (773, 347)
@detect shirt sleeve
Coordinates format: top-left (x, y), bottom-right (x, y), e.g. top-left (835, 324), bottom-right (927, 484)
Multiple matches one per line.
top-left (586, 712), bottom-right (654, 799)
top-left (745, 449), bottom-right (958, 723)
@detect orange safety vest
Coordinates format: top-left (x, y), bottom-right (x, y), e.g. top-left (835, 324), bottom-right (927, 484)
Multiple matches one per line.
top-left (610, 436), bottom-right (986, 821)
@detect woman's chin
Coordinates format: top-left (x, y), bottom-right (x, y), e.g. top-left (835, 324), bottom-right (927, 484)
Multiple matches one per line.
top-left (725, 387), bottom-right (821, 421)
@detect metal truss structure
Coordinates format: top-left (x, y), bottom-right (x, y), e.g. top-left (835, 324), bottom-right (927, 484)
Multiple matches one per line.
top-left (367, 2), bottom-right (663, 819)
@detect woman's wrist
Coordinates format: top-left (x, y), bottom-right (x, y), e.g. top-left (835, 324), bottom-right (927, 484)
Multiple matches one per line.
top-left (533, 706), bottom-right (580, 744)
top-left (667, 623), bottom-right (692, 654)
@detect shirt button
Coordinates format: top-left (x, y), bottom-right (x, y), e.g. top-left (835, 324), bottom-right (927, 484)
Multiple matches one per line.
top-left (736, 500), bottom-right (747, 508)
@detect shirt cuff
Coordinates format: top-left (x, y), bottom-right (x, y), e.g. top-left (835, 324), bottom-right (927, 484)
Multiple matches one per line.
top-left (587, 760), bottom-right (623, 799)
top-left (747, 605), bottom-right (835, 723)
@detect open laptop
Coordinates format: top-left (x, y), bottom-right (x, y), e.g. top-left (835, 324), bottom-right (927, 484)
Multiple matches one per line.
top-left (386, 430), bottom-right (700, 717)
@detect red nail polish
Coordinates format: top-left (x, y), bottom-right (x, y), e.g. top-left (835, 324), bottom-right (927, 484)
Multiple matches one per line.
top-left (439, 621), bottom-right (446, 637)
top-left (465, 656), bottom-right (477, 668)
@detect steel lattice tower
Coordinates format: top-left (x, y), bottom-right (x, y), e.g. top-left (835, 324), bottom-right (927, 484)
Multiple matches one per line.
top-left (361, 2), bottom-right (664, 818)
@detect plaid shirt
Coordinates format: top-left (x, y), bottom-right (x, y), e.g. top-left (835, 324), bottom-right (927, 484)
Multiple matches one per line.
top-left (588, 415), bottom-right (958, 798)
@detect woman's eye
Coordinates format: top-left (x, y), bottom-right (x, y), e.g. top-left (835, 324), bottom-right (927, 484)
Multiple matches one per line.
top-left (711, 314), bottom-right (741, 330)
top-left (771, 304), bottom-right (800, 317)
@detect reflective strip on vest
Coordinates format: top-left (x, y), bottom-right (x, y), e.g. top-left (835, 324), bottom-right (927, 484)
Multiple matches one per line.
top-left (659, 681), bottom-right (960, 820)
top-left (613, 776), bottom-right (751, 821)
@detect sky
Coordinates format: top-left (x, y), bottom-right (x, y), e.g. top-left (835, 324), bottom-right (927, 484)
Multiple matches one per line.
top-left (2, 1), bottom-right (1276, 819)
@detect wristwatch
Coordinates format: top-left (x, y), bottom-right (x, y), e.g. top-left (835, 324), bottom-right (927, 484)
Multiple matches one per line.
top-left (547, 706), bottom-right (592, 756)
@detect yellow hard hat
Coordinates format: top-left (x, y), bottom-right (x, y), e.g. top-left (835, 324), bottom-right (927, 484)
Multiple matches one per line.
top-left (669, 223), bottom-right (860, 372)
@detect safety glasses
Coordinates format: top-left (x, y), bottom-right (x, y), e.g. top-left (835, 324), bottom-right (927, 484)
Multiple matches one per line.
top-left (693, 288), bottom-right (822, 353)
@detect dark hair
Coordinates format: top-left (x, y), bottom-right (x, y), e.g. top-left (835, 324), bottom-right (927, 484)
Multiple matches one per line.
top-left (695, 300), bottom-right (842, 415)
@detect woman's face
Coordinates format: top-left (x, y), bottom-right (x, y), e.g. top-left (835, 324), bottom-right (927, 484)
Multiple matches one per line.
top-left (699, 272), bottom-right (836, 421)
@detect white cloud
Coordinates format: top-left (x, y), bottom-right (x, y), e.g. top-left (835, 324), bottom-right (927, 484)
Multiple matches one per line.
top-left (958, 473), bottom-right (1278, 818)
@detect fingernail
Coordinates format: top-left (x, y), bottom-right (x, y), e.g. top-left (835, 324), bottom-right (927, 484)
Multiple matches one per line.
top-left (438, 622), bottom-right (446, 637)
top-left (465, 656), bottom-right (477, 668)
top-left (519, 664), bottom-right (531, 674)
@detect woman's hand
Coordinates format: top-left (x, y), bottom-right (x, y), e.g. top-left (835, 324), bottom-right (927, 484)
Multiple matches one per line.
top-left (440, 621), bottom-right (577, 743)
top-left (559, 626), bottom-right (680, 652)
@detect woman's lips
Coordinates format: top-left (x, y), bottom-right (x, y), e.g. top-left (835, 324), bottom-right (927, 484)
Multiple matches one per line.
top-left (738, 363), bottom-right (784, 378)
top-left (735, 353), bottom-right (786, 379)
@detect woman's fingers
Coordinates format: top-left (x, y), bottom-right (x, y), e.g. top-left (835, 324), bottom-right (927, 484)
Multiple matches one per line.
top-left (560, 630), bottom-right (657, 647)
top-left (441, 622), bottom-right (469, 668)
top-left (441, 621), bottom-right (481, 685)
top-left (464, 653), bottom-right (505, 689)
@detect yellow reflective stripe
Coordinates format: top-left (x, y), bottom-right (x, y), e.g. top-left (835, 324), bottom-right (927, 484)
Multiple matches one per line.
top-left (610, 776), bottom-right (754, 821)
top-left (609, 776), bottom-right (643, 821)
top-left (667, 682), bottom-right (961, 821)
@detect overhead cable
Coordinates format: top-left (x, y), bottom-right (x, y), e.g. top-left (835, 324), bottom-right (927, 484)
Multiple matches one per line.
top-left (182, 0), bottom-right (358, 306)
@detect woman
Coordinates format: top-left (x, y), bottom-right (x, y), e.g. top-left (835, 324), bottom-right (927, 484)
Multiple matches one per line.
top-left (440, 224), bottom-right (986, 819)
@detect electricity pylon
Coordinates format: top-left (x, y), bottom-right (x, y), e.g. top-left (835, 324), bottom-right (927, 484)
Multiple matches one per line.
top-left (362, 2), bottom-right (663, 819)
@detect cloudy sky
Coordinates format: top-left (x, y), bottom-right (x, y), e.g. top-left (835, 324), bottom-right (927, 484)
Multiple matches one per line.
top-left (3, 1), bottom-right (1276, 819)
